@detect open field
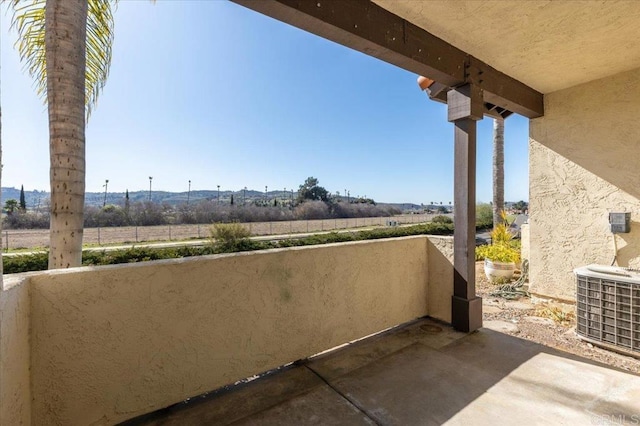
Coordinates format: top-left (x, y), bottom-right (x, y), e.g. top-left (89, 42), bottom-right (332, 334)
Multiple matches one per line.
top-left (2, 214), bottom-right (438, 251)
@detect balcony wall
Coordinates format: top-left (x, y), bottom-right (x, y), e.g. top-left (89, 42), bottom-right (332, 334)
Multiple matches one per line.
top-left (0, 275), bottom-right (31, 425)
top-left (0, 235), bottom-right (453, 425)
top-left (529, 67), bottom-right (640, 301)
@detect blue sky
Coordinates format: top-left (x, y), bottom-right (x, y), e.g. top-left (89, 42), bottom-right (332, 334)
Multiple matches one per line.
top-left (0, 1), bottom-right (529, 204)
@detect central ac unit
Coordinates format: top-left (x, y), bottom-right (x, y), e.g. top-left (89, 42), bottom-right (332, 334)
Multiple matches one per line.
top-left (575, 265), bottom-right (640, 356)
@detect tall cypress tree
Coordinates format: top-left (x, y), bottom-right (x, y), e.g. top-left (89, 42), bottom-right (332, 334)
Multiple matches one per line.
top-left (124, 189), bottom-right (130, 213)
top-left (19, 185), bottom-right (26, 211)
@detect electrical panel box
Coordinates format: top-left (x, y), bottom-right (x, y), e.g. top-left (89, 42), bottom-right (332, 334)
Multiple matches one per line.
top-left (609, 212), bottom-right (631, 233)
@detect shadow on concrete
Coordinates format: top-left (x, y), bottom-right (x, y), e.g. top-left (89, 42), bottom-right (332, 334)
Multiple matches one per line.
top-left (120, 317), bottom-right (640, 425)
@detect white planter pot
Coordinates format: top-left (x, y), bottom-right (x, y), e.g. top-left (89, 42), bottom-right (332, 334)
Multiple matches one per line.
top-left (484, 259), bottom-right (516, 281)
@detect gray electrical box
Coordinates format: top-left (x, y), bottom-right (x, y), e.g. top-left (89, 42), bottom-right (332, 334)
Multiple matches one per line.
top-left (609, 212), bottom-right (631, 233)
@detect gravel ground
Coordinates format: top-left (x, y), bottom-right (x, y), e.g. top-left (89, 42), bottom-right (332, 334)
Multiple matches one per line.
top-left (476, 262), bottom-right (640, 375)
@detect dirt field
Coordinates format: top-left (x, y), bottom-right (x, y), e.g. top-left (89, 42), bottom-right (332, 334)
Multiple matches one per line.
top-left (2, 214), bottom-right (436, 250)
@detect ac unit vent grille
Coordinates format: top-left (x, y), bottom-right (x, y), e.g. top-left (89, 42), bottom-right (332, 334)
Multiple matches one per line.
top-left (576, 273), bottom-right (640, 354)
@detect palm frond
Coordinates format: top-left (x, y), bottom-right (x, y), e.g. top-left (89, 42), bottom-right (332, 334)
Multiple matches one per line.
top-left (10, 0), bottom-right (47, 98)
top-left (8, 0), bottom-right (117, 118)
top-left (85, 0), bottom-right (116, 117)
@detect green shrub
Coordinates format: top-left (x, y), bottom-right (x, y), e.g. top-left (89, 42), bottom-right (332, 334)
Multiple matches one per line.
top-left (3, 252), bottom-right (48, 274)
top-left (432, 215), bottom-right (453, 224)
top-left (476, 203), bottom-right (493, 230)
top-left (210, 223), bottom-right (252, 252)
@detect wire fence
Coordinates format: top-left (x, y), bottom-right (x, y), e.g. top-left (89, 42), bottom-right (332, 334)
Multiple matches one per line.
top-left (2, 213), bottom-right (440, 251)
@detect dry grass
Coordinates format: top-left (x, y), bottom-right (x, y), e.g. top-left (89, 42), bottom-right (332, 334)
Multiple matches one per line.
top-left (2, 214), bottom-right (434, 250)
top-left (534, 304), bottom-right (576, 325)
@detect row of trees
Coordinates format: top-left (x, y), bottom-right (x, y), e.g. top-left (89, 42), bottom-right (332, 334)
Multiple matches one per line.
top-left (4, 185), bottom-right (28, 214)
top-left (3, 198), bottom-right (401, 230)
top-left (3, 176), bottom-right (395, 229)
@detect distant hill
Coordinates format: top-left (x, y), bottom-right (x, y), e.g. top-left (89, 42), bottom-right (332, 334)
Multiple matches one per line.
top-left (383, 203), bottom-right (423, 211)
top-left (1, 187), bottom-right (50, 210)
top-left (1, 187), bottom-right (526, 211)
top-left (0, 187), bottom-right (295, 209)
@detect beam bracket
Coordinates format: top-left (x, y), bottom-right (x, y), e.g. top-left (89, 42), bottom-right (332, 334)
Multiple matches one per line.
top-left (447, 85), bottom-right (484, 122)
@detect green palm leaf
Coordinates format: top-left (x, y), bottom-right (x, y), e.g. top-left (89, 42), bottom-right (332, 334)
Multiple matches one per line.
top-left (9, 0), bottom-right (116, 117)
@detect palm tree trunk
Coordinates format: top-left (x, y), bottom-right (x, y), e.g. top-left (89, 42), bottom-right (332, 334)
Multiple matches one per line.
top-left (46, 0), bottom-right (88, 268)
top-left (0, 106), bottom-right (3, 276)
top-left (492, 117), bottom-right (505, 228)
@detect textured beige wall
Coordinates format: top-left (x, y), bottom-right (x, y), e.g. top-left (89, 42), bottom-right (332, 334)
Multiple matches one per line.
top-left (21, 236), bottom-right (452, 425)
top-left (427, 236), bottom-right (453, 322)
top-left (529, 67), bottom-right (640, 301)
top-left (520, 224), bottom-right (530, 263)
top-left (0, 276), bottom-right (31, 425)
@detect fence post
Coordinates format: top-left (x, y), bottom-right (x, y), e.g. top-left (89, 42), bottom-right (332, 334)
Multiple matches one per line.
top-left (198, 224), bottom-right (201, 238)
top-left (306, 220), bottom-right (309, 233)
top-left (289, 220), bottom-right (292, 235)
top-left (4, 231), bottom-right (8, 252)
top-left (98, 227), bottom-right (101, 245)
top-left (135, 226), bottom-right (138, 243)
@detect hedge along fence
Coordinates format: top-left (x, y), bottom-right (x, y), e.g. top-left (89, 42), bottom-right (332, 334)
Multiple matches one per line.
top-left (2, 214), bottom-right (437, 251)
top-left (3, 222), bottom-right (454, 274)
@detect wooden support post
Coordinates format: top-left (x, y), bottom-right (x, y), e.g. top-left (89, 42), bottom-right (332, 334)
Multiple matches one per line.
top-left (448, 84), bottom-right (483, 332)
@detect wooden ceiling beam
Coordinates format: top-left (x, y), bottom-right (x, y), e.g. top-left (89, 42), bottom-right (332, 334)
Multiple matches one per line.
top-left (232, 0), bottom-right (543, 118)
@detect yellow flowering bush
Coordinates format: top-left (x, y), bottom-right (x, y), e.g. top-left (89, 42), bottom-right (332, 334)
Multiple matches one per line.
top-left (476, 242), bottom-right (521, 263)
top-left (476, 210), bottom-right (520, 263)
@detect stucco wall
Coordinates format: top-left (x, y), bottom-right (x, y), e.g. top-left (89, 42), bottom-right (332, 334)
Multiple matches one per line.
top-left (0, 276), bottom-right (31, 425)
top-left (14, 235), bottom-right (452, 425)
top-left (529, 67), bottom-right (640, 301)
top-left (427, 236), bottom-right (454, 322)
top-left (520, 223), bottom-right (530, 263)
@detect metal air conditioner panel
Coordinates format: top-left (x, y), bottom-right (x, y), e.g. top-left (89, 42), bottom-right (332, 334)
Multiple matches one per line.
top-left (575, 265), bottom-right (640, 356)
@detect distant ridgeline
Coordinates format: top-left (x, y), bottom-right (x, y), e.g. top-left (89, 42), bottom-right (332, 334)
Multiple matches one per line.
top-left (1, 187), bottom-right (275, 209)
top-left (0, 187), bottom-right (520, 211)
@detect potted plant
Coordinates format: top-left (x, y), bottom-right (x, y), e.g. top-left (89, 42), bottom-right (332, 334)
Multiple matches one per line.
top-left (478, 211), bottom-right (521, 281)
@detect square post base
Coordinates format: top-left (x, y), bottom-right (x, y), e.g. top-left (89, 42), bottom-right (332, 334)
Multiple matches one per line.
top-left (452, 295), bottom-right (483, 332)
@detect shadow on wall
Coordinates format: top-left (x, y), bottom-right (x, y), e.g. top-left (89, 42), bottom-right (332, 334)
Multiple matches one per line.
top-left (427, 237), bottom-right (454, 323)
top-left (532, 68), bottom-right (640, 200)
top-left (615, 223), bottom-right (640, 267)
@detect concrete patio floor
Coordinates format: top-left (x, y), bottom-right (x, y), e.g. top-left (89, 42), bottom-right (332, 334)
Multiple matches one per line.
top-left (123, 318), bottom-right (640, 425)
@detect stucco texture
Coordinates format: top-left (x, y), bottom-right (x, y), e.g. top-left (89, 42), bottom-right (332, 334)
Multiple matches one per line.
top-left (529, 67), bottom-right (640, 301)
top-left (427, 236), bottom-right (453, 322)
top-left (520, 223), bottom-right (530, 263)
top-left (0, 277), bottom-right (31, 425)
top-left (374, 1), bottom-right (640, 94)
top-left (16, 236), bottom-right (453, 425)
